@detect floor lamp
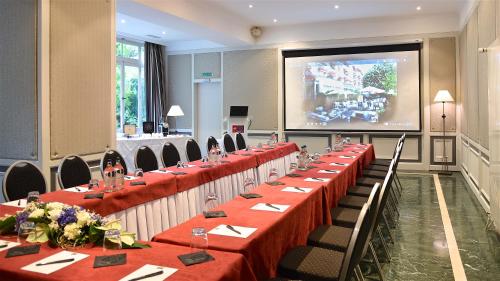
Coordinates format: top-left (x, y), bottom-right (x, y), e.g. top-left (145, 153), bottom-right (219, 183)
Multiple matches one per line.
top-left (167, 105), bottom-right (184, 134)
top-left (434, 90), bottom-right (454, 175)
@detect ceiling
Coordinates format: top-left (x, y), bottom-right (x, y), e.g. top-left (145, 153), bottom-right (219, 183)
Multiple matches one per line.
top-left (116, 0), bottom-right (473, 51)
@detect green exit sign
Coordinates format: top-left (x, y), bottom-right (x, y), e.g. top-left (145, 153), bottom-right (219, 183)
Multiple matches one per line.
top-left (201, 72), bottom-right (213, 77)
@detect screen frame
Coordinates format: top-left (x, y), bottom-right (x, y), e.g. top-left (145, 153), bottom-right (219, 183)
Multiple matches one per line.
top-left (282, 43), bottom-right (422, 132)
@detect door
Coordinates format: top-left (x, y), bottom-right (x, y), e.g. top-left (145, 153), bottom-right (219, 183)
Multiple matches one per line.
top-left (196, 82), bottom-right (222, 156)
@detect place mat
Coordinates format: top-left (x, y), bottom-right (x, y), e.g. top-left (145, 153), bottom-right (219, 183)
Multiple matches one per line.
top-left (286, 173), bottom-right (302, 178)
top-left (265, 181), bottom-right (285, 186)
top-left (93, 253), bottom-right (127, 268)
top-left (203, 211), bottom-right (227, 218)
top-left (84, 193), bottom-right (104, 199)
top-left (240, 193), bottom-right (263, 199)
top-left (178, 251), bottom-right (214, 266)
top-left (118, 264), bottom-right (177, 281)
top-left (21, 251), bottom-right (89, 274)
top-left (130, 181), bottom-right (146, 186)
top-left (5, 244), bottom-right (40, 258)
top-left (172, 171), bottom-right (188, 175)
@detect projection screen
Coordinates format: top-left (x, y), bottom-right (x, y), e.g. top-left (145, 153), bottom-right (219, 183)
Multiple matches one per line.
top-left (283, 43), bottom-right (421, 131)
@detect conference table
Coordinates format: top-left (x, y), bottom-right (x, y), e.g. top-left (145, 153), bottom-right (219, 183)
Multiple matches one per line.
top-left (152, 143), bottom-right (375, 280)
top-left (0, 143), bottom-right (374, 281)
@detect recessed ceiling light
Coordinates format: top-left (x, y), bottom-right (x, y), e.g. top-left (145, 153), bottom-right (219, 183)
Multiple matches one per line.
top-left (120, 19), bottom-right (126, 24)
top-left (334, 5), bottom-right (339, 9)
top-left (248, 4), bottom-right (253, 8)
top-left (273, 18), bottom-right (278, 23)
top-left (416, 6), bottom-right (421, 11)
top-left (162, 31), bottom-right (166, 35)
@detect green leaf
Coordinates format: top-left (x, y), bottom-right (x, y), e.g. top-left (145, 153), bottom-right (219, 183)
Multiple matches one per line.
top-left (0, 216), bottom-right (16, 235)
top-left (122, 242), bottom-right (151, 249)
top-left (26, 225), bottom-right (49, 243)
top-left (96, 220), bottom-right (122, 231)
top-left (120, 232), bottom-right (135, 246)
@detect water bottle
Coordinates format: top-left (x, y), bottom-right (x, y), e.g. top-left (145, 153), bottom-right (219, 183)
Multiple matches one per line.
top-left (215, 144), bottom-right (222, 165)
top-left (103, 160), bottom-right (115, 192)
top-left (297, 145), bottom-right (309, 169)
top-left (208, 145), bottom-right (217, 164)
top-left (114, 157), bottom-right (125, 190)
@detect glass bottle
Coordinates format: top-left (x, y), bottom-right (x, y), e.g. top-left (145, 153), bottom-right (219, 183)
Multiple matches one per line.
top-left (103, 160), bottom-right (115, 192)
top-left (114, 157), bottom-right (125, 190)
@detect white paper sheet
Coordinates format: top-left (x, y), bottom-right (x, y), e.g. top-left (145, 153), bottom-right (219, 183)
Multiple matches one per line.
top-left (318, 169), bottom-right (340, 174)
top-left (281, 186), bottom-right (313, 193)
top-left (1, 199), bottom-right (26, 208)
top-left (250, 203), bottom-right (290, 213)
top-left (304, 177), bottom-right (330, 182)
top-left (208, 224), bottom-right (257, 239)
top-left (119, 264), bottom-right (178, 281)
top-left (21, 251), bottom-right (88, 275)
top-left (0, 240), bottom-right (20, 252)
top-left (149, 170), bottom-right (173, 174)
top-left (63, 187), bottom-right (89, 193)
top-left (124, 176), bottom-right (139, 181)
top-left (329, 162), bottom-right (349, 167)
top-left (339, 155), bottom-right (356, 159)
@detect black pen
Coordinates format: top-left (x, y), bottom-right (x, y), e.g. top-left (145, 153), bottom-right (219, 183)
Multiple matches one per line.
top-left (0, 244), bottom-right (8, 249)
top-left (36, 258), bottom-right (75, 266)
top-left (226, 224), bottom-right (241, 235)
top-left (324, 169), bottom-right (339, 173)
top-left (17, 200), bottom-right (21, 206)
top-left (312, 177), bottom-right (325, 182)
top-left (128, 270), bottom-right (164, 281)
top-left (293, 186), bottom-right (306, 192)
top-left (265, 203), bottom-right (280, 210)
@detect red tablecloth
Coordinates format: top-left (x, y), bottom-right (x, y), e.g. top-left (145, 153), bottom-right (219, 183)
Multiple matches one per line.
top-left (252, 143), bottom-right (300, 165)
top-left (40, 173), bottom-right (178, 217)
top-left (152, 181), bottom-right (327, 280)
top-left (0, 240), bottom-right (257, 281)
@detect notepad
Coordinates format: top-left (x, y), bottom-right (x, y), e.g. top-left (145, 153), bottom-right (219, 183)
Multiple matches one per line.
top-left (118, 264), bottom-right (178, 281)
top-left (0, 240), bottom-right (20, 252)
top-left (318, 169), bottom-right (340, 174)
top-left (149, 170), bottom-right (173, 174)
top-left (329, 162), bottom-right (348, 167)
top-left (1, 199), bottom-right (26, 208)
top-left (304, 177), bottom-right (330, 182)
top-left (64, 186), bottom-right (89, 193)
top-left (251, 203), bottom-right (289, 213)
top-left (124, 176), bottom-right (139, 181)
top-left (281, 186), bottom-right (313, 193)
top-left (22, 251), bottom-right (88, 275)
top-left (339, 155), bottom-right (356, 159)
top-left (208, 224), bottom-right (257, 238)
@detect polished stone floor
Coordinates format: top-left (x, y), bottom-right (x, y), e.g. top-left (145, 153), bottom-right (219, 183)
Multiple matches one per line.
top-left (374, 172), bottom-right (500, 281)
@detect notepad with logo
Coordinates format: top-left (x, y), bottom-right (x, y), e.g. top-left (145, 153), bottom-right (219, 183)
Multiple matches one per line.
top-left (208, 224), bottom-right (257, 238)
top-left (21, 251), bottom-right (88, 274)
top-left (251, 203), bottom-right (289, 213)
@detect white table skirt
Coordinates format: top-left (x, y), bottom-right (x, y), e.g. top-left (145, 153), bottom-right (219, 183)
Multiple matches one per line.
top-left (116, 135), bottom-right (190, 171)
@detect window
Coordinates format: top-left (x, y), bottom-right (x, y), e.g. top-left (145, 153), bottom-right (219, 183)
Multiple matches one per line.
top-left (116, 40), bottom-right (146, 132)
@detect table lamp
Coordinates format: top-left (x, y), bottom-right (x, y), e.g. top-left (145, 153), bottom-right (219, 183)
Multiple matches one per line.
top-left (434, 90), bottom-right (454, 175)
top-left (167, 105), bottom-right (184, 134)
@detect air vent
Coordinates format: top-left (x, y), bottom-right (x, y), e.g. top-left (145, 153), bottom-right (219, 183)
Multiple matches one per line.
top-left (146, 34), bottom-right (161, 39)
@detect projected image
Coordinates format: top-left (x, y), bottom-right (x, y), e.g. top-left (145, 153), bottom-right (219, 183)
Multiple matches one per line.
top-left (304, 60), bottom-right (397, 124)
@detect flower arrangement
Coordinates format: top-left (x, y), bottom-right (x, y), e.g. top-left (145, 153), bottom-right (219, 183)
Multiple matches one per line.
top-left (0, 202), bottom-right (149, 249)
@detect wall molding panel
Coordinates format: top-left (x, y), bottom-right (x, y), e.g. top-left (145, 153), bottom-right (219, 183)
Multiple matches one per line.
top-left (430, 136), bottom-right (457, 166)
top-left (369, 134), bottom-right (422, 162)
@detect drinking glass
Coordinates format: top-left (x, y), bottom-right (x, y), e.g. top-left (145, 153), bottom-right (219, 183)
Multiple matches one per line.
top-left (281, 136), bottom-right (287, 143)
top-left (242, 178), bottom-right (256, 193)
top-left (18, 221), bottom-right (35, 243)
top-left (88, 179), bottom-right (99, 190)
top-left (26, 191), bottom-right (40, 203)
top-left (312, 153), bottom-right (321, 161)
top-left (257, 143), bottom-right (263, 149)
top-left (204, 193), bottom-right (219, 214)
top-left (268, 168), bottom-right (279, 183)
top-left (134, 168), bottom-right (144, 177)
top-left (324, 147), bottom-right (332, 155)
top-left (177, 160), bottom-right (185, 167)
top-left (103, 229), bottom-right (122, 251)
top-left (289, 162), bottom-right (298, 174)
top-left (190, 227), bottom-right (208, 252)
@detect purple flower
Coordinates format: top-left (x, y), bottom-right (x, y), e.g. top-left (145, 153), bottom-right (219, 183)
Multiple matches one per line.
top-left (57, 207), bottom-right (77, 227)
top-left (15, 211), bottom-right (29, 232)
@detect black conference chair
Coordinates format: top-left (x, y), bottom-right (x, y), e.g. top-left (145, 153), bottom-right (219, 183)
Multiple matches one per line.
top-left (2, 161), bottom-right (47, 201)
top-left (57, 155), bottom-right (92, 189)
top-left (276, 203), bottom-right (371, 281)
top-left (223, 133), bottom-right (236, 153)
top-left (135, 146), bottom-right (159, 172)
top-left (161, 142), bottom-right (181, 168)
top-left (206, 136), bottom-right (219, 153)
top-left (185, 138), bottom-right (202, 162)
top-left (236, 132), bottom-right (246, 150)
top-left (100, 149), bottom-right (128, 177)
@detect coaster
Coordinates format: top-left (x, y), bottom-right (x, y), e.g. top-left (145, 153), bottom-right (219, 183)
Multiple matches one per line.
top-left (178, 251), bottom-right (214, 266)
top-left (93, 253), bottom-right (127, 268)
top-left (240, 153), bottom-right (253, 156)
top-left (220, 160), bottom-right (231, 164)
top-left (240, 193), bottom-right (263, 199)
top-left (5, 244), bottom-right (40, 258)
top-left (172, 172), bottom-right (187, 175)
top-left (84, 193), bottom-right (104, 199)
top-left (286, 173), bottom-right (302, 178)
top-left (130, 181), bottom-right (146, 186)
top-left (253, 150), bottom-right (264, 153)
top-left (266, 181), bottom-right (285, 186)
top-left (200, 165), bottom-right (214, 168)
top-left (312, 160), bottom-right (325, 164)
top-left (203, 211), bottom-right (227, 218)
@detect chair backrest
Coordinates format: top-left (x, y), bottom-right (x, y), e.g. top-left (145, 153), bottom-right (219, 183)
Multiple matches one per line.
top-left (361, 183), bottom-right (382, 256)
top-left (373, 167), bottom-right (395, 230)
top-left (235, 133), bottom-right (246, 150)
top-left (57, 155), bottom-right (92, 189)
top-left (161, 142), bottom-right (181, 168)
top-left (223, 134), bottom-right (236, 153)
top-left (206, 136), bottom-right (219, 153)
top-left (339, 203), bottom-right (370, 281)
top-left (3, 161), bottom-right (47, 201)
top-left (185, 138), bottom-right (202, 162)
top-left (100, 149), bottom-right (128, 177)
top-left (135, 145), bottom-right (159, 172)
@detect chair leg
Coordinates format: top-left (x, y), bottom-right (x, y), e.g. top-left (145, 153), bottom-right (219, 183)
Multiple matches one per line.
top-left (377, 226), bottom-right (392, 261)
top-left (356, 265), bottom-right (366, 281)
top-left (388, 190), bottom-right (400, 220)
top-left (370, 242), bottom-right (385, 281)
top-left (395, 172), bottom-right (403, 195)
top-left (354, 266), bottom-right (362, 281)
top-left (382, 212), bottom-right (396, 244)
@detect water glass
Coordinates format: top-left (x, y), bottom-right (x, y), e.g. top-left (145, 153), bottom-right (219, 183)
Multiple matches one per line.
top-left (204, 193), bottom-right (219, 213)
top-left (324, 147), bottom-right (332, 155)
top-left (289, 162), bottom-right (298, 174)
top-left (281, 137), bottom-right (287, 143)
top-left (134, 168), bottom-right (144, 177)
top-left (17, 221), bottom-right (35, 243)
top-left (88, 179), bottom-right (99, 190)
top-left (26, 191), bottom-right (40, 203)
top-left (190, 227), bottom-right (208, 252)
top-left (268, 168), bottom-right (279, 182)
top-left (242, 178), bottom-right (256, 193)
top-left (312, 153), bottom-right (321, 161)
top-left (257, 143), bottom-right (263, 149)
top-left (103, 229), bottom-right (122, 251)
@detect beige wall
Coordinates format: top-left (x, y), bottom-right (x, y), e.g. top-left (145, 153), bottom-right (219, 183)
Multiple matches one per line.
top-left (194, 53), bottom-right (221, 79)
top-left (167, 54), bottom-right (193, 129)
top-left (49, 0), bottom-right (113, 159)
top-left (0, 0), bottom-right (38, 161)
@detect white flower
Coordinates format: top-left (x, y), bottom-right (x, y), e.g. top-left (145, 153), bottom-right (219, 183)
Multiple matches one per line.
top-left (28, 208), bottom-right (45, 219)
top-left (46, 202), bottom-right (64, 211)
top-left (48, 221), bottom-right (59, 231)
top-left (63, 223), bottom-right (81, 240)
top-left (76, 211), bottom-right (92, 226)
top-left (48, 209), bottom-right (62, 221)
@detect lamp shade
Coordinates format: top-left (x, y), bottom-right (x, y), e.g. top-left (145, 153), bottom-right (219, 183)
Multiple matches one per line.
top-left (434, 90), bottom-right (454, 103)
top-left (167, 105), bottom-right (184, 117)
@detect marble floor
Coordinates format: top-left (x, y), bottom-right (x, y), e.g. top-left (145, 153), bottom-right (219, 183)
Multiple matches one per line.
top-left (372, 172), bottom-right (500, 281)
